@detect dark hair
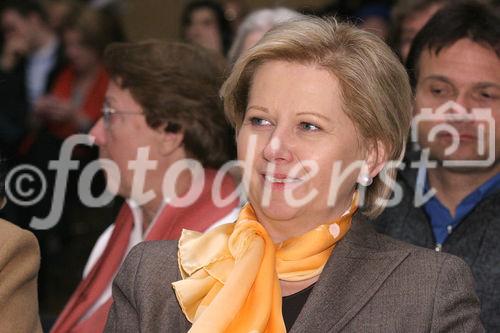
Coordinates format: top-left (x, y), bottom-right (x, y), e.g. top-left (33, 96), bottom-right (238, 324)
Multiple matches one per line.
top-left (1, 0), bottom-right (49, 23)
top-left (355, 4), bottom-right (391, 22)
top-left (181, 0), bottom-right (232, 55)
top-left (62, 7), bottom-right (119, 55)
top-left (406, 0), bottom-right (500, 90)
top-left (104, 40), bottom-right (234, 168)
top-left (0, 149), bottom-right (5, 205)
top-left (388, 0), bottom-right (449, 58)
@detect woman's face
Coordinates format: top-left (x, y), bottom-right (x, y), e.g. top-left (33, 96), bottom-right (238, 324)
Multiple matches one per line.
top-left (237, 61), bottom-right (369, 235)
top-left (63, 29), bottom-right (99, 73)
top-left (185, 8), bottom-right (223, 53)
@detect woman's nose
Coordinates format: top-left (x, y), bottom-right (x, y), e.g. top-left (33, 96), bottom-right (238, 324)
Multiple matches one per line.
top-left (262, 128), bottom-right (293, 164)
top-left (89, 117), bottom-right (106, 147)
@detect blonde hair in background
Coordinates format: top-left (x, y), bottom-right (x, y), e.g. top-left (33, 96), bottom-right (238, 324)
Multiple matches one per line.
top-left (221, 17), bottom-right (413, 218)
top-left (227, 7), bottom-right (303, 64)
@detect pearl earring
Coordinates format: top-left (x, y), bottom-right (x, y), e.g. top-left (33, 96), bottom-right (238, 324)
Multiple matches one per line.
top-left (358, 174), bottom-right (373, 187)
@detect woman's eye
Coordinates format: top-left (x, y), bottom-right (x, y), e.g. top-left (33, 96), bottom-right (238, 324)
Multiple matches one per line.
top-left (250, 117), bottom-right (271, 126)
top-left (299, 122), bottom-right (320, 131)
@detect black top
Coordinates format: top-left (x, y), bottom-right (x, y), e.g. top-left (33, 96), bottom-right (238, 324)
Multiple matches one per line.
top-left (282, 283), bottom-right (315, 331)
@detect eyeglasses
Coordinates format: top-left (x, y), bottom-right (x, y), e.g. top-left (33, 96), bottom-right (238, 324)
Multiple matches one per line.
top-left (102, 103), bottom-right (144, 128)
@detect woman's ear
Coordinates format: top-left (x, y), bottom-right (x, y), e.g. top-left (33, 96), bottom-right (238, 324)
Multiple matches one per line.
top-left (365, 140), bottom-right (387, 178)
top-left (156, 125), bottom-right (184, 156)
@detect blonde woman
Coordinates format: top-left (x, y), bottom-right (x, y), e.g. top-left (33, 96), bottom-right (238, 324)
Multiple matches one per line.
top-left (104, 18), bottom-right (483, 332)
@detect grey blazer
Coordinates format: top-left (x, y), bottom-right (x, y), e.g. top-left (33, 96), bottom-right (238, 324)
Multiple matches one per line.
top-left (105, 215), bottom-right (484, 332)
top-left (373, 159), bottom-right (500, 331)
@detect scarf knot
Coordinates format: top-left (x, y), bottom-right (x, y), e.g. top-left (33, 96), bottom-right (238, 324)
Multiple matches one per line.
top-left (173, 197), bottom-right (357, 333)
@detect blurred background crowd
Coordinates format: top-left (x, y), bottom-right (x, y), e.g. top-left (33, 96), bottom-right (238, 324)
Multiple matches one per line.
top-left (0, 0), bottom-right (499, 329)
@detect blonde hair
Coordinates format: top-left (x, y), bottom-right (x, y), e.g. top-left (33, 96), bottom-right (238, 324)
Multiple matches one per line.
top-left (221, 17), bottom-right (412, 218)
top-left (227, 7), bottom-right (303, 64)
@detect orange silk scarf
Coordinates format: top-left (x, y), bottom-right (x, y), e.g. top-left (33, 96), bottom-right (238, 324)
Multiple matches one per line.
top-left (173, 197), bottom-right (358, 333)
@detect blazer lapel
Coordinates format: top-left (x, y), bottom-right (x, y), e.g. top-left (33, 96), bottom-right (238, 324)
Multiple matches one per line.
top-left (290, 216), bottom-right (410, 332)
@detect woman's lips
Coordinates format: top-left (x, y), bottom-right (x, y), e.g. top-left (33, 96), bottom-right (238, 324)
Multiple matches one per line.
top-left (260, 173), bottom-right (304, 190)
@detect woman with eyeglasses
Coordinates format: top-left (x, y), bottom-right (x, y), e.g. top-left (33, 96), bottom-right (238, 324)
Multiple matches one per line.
top-left (51, 39), bottom-right (240, 333)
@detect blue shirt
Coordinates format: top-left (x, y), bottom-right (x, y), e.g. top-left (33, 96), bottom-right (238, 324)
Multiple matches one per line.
top-left (26, 38), bottom-right (59, 106)
top-left (423, 172), bottom-right (500, 245)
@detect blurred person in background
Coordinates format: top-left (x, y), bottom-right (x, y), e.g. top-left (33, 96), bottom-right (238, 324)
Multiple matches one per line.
top-left (51, 40), bottom-right (240, 333)
top-left (31, 6), bottom-right (114, 144)
top-left (181, 0), bottom-right (233, 56)
top-left (389, 0), bottom-right (448, 61)
top-left (0, 154), bottom-right (42, 333)
top-left (15, 4), bottom-right (115, 247)
top-left (7, 6), bottom-right (120, 326)
top-left (318, 0), bottom-right (366, 21)
top-left (221, 0), bottom-right (248, 36)
top-left (227, 7), bottom-right (302, 65)
top-left (354, 3), bottom-right (391, 41)
top-left (44, 0), bottom-right (83, 36)
top-left (0, 0), bottom-right (65, 156)
top-left (375, 2), bottom-right (500, 330)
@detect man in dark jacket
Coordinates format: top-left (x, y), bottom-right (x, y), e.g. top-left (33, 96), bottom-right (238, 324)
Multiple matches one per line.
top-left (374, 2), bottom-right (500, 331)
top-left (0, 0), bottom-right (65, 155)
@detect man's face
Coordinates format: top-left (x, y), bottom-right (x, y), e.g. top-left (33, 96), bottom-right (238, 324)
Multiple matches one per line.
top-left (1, 9), bottom-right (35, 51)
top-left (414, 39), bottom-right (500, 170)
top-left (89, 81), bottom-right (164, 199)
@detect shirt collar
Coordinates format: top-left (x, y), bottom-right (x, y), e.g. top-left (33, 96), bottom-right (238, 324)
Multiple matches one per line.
top-left (126, 197), bottom-right (171, 240)
top-left (29, 37), bottom-right (59, 62)
top-left (424, 169), bottom-right (500, 207)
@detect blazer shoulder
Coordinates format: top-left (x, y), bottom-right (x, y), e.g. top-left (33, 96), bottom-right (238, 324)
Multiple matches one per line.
top-left (374, 229), bottom-right (466, 269)
top-left (0, 219), bottom-right (40, 269)
top-left (374, 230), bottom-right (483, 331)
top-left (0, 219), bottom-right (42, 333)
top-left (0, 218), bottom-right (36, 241)
top-left (108, 240), bottom-right (188, 332)
top-left (122, 240), bottom-right (181, 287)
top-left (130, 240), bottom-right (179, 269)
